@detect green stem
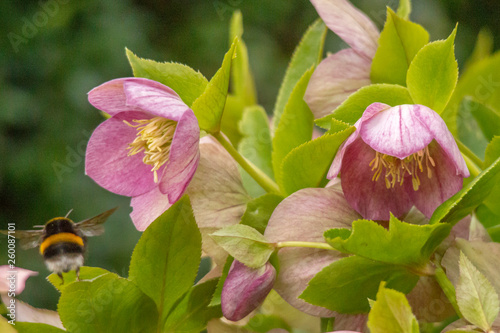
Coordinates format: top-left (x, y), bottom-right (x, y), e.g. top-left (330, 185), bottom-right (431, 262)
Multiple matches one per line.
top-left (456, 139), bottom-right (484, 170)
top-left (276, 241), bottom-right (334, 251)
top-left (212, 132), bottom-right (281, 194)
top-left (433, 260), bottom-right (463, 318)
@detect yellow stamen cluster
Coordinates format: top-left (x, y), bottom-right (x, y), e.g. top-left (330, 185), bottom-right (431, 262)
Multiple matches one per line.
top-left (369, 146), bottom-right (436, 191)
top-left (124, 117), bottom-right (177, 183)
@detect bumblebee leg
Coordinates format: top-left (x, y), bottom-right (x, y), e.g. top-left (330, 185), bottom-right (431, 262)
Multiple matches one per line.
top-left (58, 273), bottom-right (64, 285)
top-left (76, 267), bottom-right (80, 281)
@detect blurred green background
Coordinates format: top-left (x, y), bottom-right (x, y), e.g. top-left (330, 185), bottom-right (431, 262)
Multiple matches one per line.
top-left (0, 0), bottom-right (498, 310)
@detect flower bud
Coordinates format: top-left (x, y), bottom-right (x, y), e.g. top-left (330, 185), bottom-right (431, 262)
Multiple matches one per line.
top-left (221, 260), bottom-right (276, 321)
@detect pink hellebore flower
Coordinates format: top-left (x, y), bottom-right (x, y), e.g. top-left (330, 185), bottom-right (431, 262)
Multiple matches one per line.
top-left (0, 266), bottom-right (38, 294)
top-left (329, 103), bottom-right (469, 220)
top-left (305, 0), bottom-right (380, 119)
top-left (86, 78), bottom-right (200, 230)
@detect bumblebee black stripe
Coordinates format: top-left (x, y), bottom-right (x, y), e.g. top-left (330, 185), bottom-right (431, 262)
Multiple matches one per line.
top-left (42, 242), bottom-right (84, 260)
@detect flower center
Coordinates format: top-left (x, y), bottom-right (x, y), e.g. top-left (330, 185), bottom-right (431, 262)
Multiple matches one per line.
top-left (124, 117), bottom-right (177, 183)
top-left (369, 146), bottom-right (436, 191)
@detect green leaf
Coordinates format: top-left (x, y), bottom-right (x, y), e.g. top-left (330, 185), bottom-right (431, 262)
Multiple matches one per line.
top-left (47, 266), bottom-right (110, 292)
top-left (126, 48), bottom-right (208, 107)
top-left (221, 94), bottom-right (246, 146)
top-left (14, 323), bottom-right (66, 333)
top-left (471, 101), bottom-right (500, 142)
top-left (128, 196), bottom-right (201, 324)
top-left (191, 39), bottom-right (237, 133)
top-left (58, 273), bottom-right (158, 333)
top-left (272, 19), bottom-right (326, 132)
top-left (209, 256), bottom-right (234, 307)
top-left (324, 215), bottom-right (451, 267)
top-left (406, 27), bottom-right (458, 114)
top-left (164, 278), bottom-right (222, 332)
top-left (238, 105), bottom-right (274, 197)
top-left (478, 137), bottom-right (500, 230)
top-left (209, 224), bottom-right (275, 268)
top-left (315, 84), bottom-right (413, 128)
top-left (272, 68), bottom-right (314, 188)
top-left (327, 118), bottom-right (351, 134)
top-left (396, 0), bottom-right (412, 20)
top-left (281, 127), bottom-right (355, 195)
top-left (457, 98), bottom-right (493, 158)
top-left (367, 282), bottom-right (419, 333)
top-left (300, 256), bottom-right (419, 313)
top-left (456, 252), bottom-right (500, 331)
top-left (244, 314), bottom-right (292, 332)
top-left (430, 155), bottom-right (500, 225)
top-left (464, 28), bottom-right (494, 72)
top-left (0, 317), bottom-right (16, 333)
top-left (240, 193), bottom-right (283, 234)
top-left (370, 8), bottom-right (429, 86)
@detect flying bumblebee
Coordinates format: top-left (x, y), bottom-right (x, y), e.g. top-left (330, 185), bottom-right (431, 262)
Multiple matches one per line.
top-left (1, 208), bottom-right (117, 282)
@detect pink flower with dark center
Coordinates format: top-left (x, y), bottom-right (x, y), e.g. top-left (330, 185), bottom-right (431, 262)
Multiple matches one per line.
top-left (85, 78), bottom-right (200, 230)
top-left (305, 0), bottom-right (380, 119)
top-left (329, 103), bottom-right (469, 220)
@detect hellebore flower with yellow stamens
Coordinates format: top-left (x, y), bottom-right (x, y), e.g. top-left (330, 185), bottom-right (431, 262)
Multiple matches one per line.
top-left (305, 0), bottom-right (380, 119)
top-left (85, 78), bottom-right (200, 229)
top-left (329, 103), bottom-right (469, 220)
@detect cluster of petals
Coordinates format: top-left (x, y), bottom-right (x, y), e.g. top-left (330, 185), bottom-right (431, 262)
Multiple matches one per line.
top-left (0, 265), bottom-right (38, 294)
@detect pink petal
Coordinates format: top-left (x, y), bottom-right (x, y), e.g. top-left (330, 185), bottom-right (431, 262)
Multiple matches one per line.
top-left (159, 110), bottom-right (200, 203)
top-left (309, 0), bottom-right (379, 59)
top-left (360, 105), bottom-right (435, 159)
top-left (305, 49), bottom-right (372, 119)
top-left (407, 142), bottom-right (464, 218)
top-left (85, 111), bottom-right (158, 197)
top-left (122, 78), bottom-right (191, 121)
top-left (328, 103), bottom-right (391, 179)
top-left (264, 187), bottom-right (361, 317)
top-left (0, 266), bottom-right (38, 294)
top-left (340, 138), bottom-right (412, 220)
top-left (221, 261), bottom-right (276, 321)
top-left (412, 105), bottom-right (469, 177)
top-left (88, 78), bottom-right (142, 116)
top-left (406, 276), bottom-right (455, 322)
top-left (130, 186), bottom-right (172, 231)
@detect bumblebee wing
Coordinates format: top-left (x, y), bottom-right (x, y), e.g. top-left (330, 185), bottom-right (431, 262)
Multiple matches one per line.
top-left (0, 230), bottom-right (43, 249)
top-left (75, 207), bottom-right (117, 237)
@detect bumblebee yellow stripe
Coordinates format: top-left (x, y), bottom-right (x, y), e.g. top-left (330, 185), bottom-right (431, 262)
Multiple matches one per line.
top-left (40, 233), bottom-right (84, 255)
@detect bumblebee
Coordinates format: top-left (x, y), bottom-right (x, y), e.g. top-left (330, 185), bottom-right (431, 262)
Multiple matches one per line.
top-left (1, 208), bottom-right (116, 281)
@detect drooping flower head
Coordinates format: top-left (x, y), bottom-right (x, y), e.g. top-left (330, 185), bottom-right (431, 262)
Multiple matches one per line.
top-left (0, 266), bottom-right (38, 295)
top-left (329, 103), bottom-right (469, 220)
top-left (305, 0), bottom-right (380, 119)
top-left (85, 78), bottom-right (200, 228)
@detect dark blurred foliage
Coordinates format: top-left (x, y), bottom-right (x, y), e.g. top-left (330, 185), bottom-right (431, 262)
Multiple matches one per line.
top-left (0, 0), bottom-right (498, 310)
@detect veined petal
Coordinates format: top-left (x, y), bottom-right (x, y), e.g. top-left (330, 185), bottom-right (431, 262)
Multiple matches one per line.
top-left (412, 105), bottom-right (469, 177)
top-left (159, 110), bottom-right (200, 203)
top-left (360, 105), bottom-right (435, 159)
top-left (0, 266), bottom-right (38, 294)
top-left (88, 78), bottom-right (143, 116)
top-left (85, 111), bottom-right (158, 197)
top-left (309, 0), bottom-right (379, 59)
top-left (130, 186), bottom-right (172, 231)
top-left (123, 78), bottom-right (191, 122)
top-left (407, 143), bottom-right (464, 218)
top-left (264, 187), bottom-right (361, 317)
top-left (305, 49), bottom-right (372, 119)
top-left (328, 103), bottom-right (390, 178)
top-left (340, 138), bottom-right (412, 220)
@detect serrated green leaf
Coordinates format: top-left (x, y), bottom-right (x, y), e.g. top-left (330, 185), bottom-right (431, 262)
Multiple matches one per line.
top-left (272, 19), bottom-right (326, 132)
top-left (324, 215), bottom-right (451, 267)
top-left (371, 8), bottom-right (429, 86)
top-left (327, 118), bottom-right (351, 134)
top-left (315, 84), bottom-right (413, 128)
top-left (457, 98), bottom-right (493, 159)
top-left (47, 266), bottom-right (110, 292)
top-left (281, 127), bottom-right (355, 195)
top-left (272, 68), bottom-right (315, 189)
top-left (244, 314), bottom-right (292, 333)
top-left (221, 94), bottom-right (246, 146)
top-left (430, 155), bottom-right (500, 225)
top-left (396, 0), bottom-right (412, 20)
top-left (457, 252), bottom-right (500, 331)
top-left (238, 105), bottom-right (274, 197)
top-left (300, 256), bottom-right (419, 313)
top-left (164, 278), bottom-right (222, 332)
top-left (192, 39), bottom-right (237, 133)
top-left (13, 323), bottom-right (65, 333)
top-left (58, 273), bottom-right (158, 333)
top-left (240, 193), bottom-right (283, 234)
top-left (126, 48), bottom-right (208, 107)
top-left (477, 137), bottom-right (500, 229)
top-left (128, 196), bottom-right (201, 324)
top-left (407, 27), bottom-right (458, 114)
top-left (209, 224), bottom-right (275, 268)
top-left (367, 282), bottom-right (419, 333)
